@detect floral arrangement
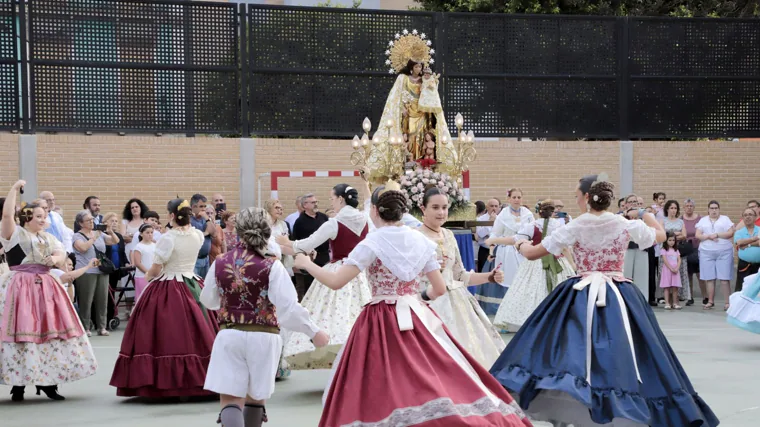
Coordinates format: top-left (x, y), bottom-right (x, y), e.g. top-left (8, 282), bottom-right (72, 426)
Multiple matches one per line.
top-left (400, 168), bottom-right (467, 215)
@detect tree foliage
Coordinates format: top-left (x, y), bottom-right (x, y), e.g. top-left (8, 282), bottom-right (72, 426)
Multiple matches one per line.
top-left (414, 0), bottom-right (760, 17)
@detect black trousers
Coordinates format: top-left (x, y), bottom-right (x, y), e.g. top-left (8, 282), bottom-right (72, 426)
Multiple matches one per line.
top-left (477, 246), bottom-right (490, 273)
top-left (736, 259), bottom-right (760, 292)
top-left (647, 246), bottom-right (658, 303)
top-left (295, 273), bottom-right (314, 302)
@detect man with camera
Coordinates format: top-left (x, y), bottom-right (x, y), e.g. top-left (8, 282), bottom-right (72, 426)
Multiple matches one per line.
top-left (190, 194), bottom-right (217, 278)
top-left (212, 193), bottom-right (227, 229)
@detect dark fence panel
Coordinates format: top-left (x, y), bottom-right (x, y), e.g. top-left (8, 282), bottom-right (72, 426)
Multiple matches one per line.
top-left (28, 0), bottom-right (239, 134)
top-left (443, 14), bottom-right (620, 138)
top-left (628, 18), bottom-right (760, 138)
top-left (0, 0), bottom-right (19, 130)
top-left (247, 5), bottom-right (434, 136)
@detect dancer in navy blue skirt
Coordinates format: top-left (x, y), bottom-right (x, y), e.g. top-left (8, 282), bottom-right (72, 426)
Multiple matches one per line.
top-left (490, 174), bottom-right (719, 427)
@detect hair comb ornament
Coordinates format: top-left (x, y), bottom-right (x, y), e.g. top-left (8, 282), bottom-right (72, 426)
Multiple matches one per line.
top-left (378, 180), bottom-right (402, 197)
top-left (590, 172), bottom-right (610, 188)
top-left (178, 200), bottom-right (191, 210)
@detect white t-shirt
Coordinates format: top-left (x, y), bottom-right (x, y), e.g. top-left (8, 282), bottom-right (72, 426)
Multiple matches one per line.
top-left (132, 242), bottom-right (157, 278)
top-left (695, 215), bottom-right (734, 252)
top-left (128, 230), bottom-right (162, 263)
top-left (50, 268), bottom-right (69, 291)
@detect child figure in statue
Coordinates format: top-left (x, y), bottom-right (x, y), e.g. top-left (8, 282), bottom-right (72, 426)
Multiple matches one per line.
top-left (416, 131), bottom-right (437, 169)
top-left (418, 65), bottom-right (442, 114)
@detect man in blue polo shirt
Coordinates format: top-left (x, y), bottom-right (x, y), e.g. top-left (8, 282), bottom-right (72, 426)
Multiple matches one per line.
top-left (190, 193), bottom-right (216, 278)
top-left (735, 206), bottom-right (760, 292)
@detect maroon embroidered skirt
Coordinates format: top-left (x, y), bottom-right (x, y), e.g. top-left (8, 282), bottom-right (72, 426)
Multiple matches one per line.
top-left (109, 275), bottom-right (219, 397)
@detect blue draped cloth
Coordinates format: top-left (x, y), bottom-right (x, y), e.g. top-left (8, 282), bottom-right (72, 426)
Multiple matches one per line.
top-left (451, 230), bottom-right (476, 293)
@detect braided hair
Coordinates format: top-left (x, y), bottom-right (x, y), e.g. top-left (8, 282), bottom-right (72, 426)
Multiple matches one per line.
top-left (579, 175), bottom-right (614, 211)
top-left (371, 185), bottom-right (408, 222)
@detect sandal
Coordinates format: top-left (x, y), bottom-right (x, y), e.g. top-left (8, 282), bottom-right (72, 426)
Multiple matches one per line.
top-left (664, 304), bottom-right (672, 310)
top-left (724, 303), bottom-right (730, 311)
top-left (703, 302), bottom-right (714, 310)
top-left (86, 330), bottom-right (92, 337)
top-left (673, 304), bottom-right (682, 310)
top-left (98, 329), bottom-right (110, 336)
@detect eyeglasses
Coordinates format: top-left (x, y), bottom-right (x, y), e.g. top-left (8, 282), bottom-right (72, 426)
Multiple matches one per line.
top-left (554, 205), bottom-right (564, 209)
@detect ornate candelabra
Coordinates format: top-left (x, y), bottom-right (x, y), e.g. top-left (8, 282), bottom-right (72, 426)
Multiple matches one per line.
top-left (440, 113), bottom-right (477, 185)
top-left (350, 117), bottom-right (406, 183)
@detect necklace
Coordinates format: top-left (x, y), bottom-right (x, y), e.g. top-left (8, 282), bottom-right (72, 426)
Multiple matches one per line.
top-left (422, 224), bottom-right (447, 271)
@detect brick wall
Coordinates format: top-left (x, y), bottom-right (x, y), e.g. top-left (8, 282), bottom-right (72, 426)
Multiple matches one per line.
top-left (35, 134), bottom-right (240, 227)
top-left (633, 141), bottom-right (760, 221)
top-left (3, 134), bottom-right (758, 227)
top-left (0, 133), bottom-right (19, 195)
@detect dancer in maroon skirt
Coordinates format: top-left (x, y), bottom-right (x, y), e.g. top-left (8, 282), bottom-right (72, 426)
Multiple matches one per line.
top-left (110, 199), bottom-right (219, 398)
top-left (293, 181), bottom-right (532, 427)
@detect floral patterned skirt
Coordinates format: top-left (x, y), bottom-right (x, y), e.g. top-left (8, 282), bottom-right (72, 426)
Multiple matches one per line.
top-left (0, 269), bottom-right (97, 386)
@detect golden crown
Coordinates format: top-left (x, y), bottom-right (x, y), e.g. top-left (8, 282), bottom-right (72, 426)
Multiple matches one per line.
top-left (385, 29), bottom-right (434, 74)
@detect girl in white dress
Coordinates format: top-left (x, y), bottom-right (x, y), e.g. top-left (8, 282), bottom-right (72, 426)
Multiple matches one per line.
top-left (494, 200), bottom-right (575, 331)
top-left (485, 189), bottom-right (535, 293)
top-left (416, 187), bottom-right (506, 367)
top-left (276, 184), bottom-right (371, 370)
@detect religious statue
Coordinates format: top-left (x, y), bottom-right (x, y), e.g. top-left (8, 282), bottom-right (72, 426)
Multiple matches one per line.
top-left (416, 131), bottom-right (437, 170)
top-left (365, 29), bottom-right (458, 183)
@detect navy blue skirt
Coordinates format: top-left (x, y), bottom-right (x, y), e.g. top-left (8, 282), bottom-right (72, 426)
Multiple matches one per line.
top-left (475, 258), bottom-right (507, 315)
top-left (489, 276), bottom-right (719, 427)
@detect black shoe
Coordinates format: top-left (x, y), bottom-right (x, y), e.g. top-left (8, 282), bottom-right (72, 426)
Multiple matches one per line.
top-left (36, 385), bottom-right (65, 401)
top-left (702, 298), bottom-right (708, 305)
top-left (10, 386), bottom-right (24, 402)
top-left (686, 299), bottom-right (694, 306)
top-left (649, 301), bottom-right (658, 307)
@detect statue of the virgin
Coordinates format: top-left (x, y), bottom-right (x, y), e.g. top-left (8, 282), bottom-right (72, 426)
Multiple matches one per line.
top-left (367, 30), bottom-right (457, 182)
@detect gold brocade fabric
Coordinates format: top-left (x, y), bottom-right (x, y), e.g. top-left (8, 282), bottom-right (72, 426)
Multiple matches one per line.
top-left (368, 74), bottom-right (458, 183)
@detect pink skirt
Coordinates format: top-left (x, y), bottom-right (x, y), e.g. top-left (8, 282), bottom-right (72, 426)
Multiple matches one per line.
top-left (134, 277), bottom-right (149, 302)
top-left (1, 264), bottom-right (84, 344)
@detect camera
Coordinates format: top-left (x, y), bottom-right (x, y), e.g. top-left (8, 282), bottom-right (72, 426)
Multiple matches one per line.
top-left (94, 224), bottom-right (108, 232)
top-left (555, 212), bottom-right (568, 219)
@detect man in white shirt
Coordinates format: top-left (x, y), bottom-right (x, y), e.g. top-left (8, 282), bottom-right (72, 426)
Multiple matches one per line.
top-left (476, 198), bottom-right (501, 272)
top-left (40, 191), bottom-right (74, 253)
top-left (284, 195), bottom-right (304, 232)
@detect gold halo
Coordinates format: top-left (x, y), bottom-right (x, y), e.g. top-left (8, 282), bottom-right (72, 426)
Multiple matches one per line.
top-left (388, 31), bottom-right (432, 74)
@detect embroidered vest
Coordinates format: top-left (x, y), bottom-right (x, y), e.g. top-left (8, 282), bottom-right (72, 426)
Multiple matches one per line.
top-left (330, 222), bottom-right (368, 262)
top-left (214, 247), bottom-right (278, 329)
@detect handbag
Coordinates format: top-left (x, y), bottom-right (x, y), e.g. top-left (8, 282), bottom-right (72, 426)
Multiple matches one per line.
top-left (677, 240), bottom-right (695, 257)
top-left (79, 232), bottom-right (116, 274)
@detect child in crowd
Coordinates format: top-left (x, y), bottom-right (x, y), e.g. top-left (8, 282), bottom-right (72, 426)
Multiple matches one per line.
top-left (131, 224), bottom-right (157, 302)
top-left (660, 231), bottom-right (682, 310)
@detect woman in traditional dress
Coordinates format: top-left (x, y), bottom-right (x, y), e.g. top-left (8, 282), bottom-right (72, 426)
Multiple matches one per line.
top-left (294, 182), bottom-right (532, 427)
top-left (1, 180), bottom-right (97, 402)
top-left (490, 175), bottom-right (719, 427)
top-left (110, 198), bottom-right (219, 398)
top-left (493, 199), bottom-right (575, 331)
top-left (201, 208), bottom-right (329, 427)
top-left (727, 272), bottom-right (760, 334)
top-left (416, 187), bottom-right (506, 368)
top-left (276, 184), bottom-right (370, 370)
top-left (480, 188), bottom-right (534, 310)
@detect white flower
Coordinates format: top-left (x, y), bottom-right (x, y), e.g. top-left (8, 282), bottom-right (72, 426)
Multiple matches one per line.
top-left (421, 33), bottom-right (426, 39)
top-left (457, 195), bottom-right (464, 201)
top-left (423, 169), bottom-right (431, 178)
top-left (429, 179), bottom-right (437, 184)
top-left (411, 187), bottom-right (418, 194)
top-left (388, 69), bottom-right (395, 74)
top-left (388, 40), bottom-right (394, 46)
top-left (430, 49), bottom-right (435, 55)
top-left (432, 172), bottom-right (440, 179)
top-left (412, 29), bottom-right (418, 35)
top-left (403, 29), bottom-right (409, 35)
top-left (422, 178), bottom-right (429, 184)
top-left (429, 58), bottom-right (435, 64)
top-left (416, 183), bottom-right (424, 190)
top-left (385, 59), bottom-right (391, 65)
top-left (395, 33), bottom-right (400, 39)
top-left (426, 40), bottom-right (432, 46)
top-left (385, 50), bottom-right (390, 55)
top-left (442, 186), bottom-right (449, 193)
top-left (437, 181), bottom-right (444, 188)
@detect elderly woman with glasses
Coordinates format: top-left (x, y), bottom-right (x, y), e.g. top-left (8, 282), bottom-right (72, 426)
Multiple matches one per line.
top-left (73, 209), bottom-right (119, 337)
top-left (695, 201), bottom-right (735, 310)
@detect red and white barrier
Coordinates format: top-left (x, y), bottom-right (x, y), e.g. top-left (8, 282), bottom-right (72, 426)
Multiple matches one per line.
top-left (269, 170), bottom-right (471, 201)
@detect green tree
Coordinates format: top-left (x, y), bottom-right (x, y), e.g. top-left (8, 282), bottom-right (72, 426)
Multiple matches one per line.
top-left (414, 0), bottom-right (760, 17)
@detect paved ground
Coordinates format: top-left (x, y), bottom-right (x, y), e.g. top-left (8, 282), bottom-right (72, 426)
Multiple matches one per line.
top-left (3, 293), bottom-right (759, 427)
